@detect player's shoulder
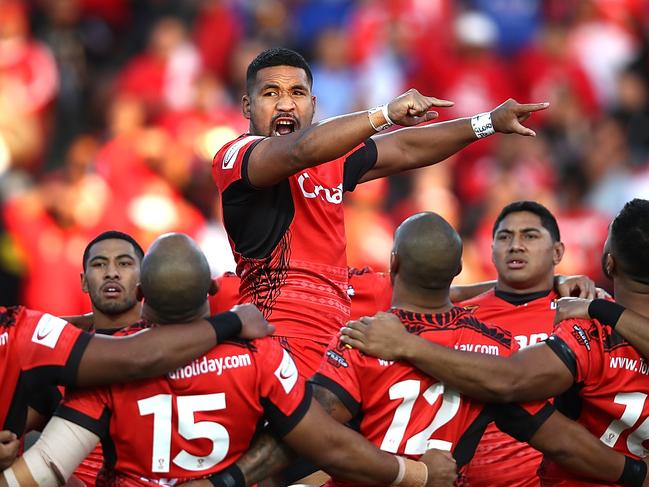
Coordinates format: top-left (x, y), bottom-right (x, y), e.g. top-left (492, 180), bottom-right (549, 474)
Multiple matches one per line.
top-left (213, 134), bottom-right (265, 169)
top-left (459, 288), bottom-right (498, 310)
top-left (554, 317), bottom-right (620, 353)
top-left (453, 308), bottom-right (514, 351)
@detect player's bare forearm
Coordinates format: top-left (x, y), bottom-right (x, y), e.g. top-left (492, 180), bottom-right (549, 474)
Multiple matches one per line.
top-left (362, 119), bottom-right (476, 182)
top-left (283, 399), bottom-right (399, 484)
top-left (612, 309), bottom-right (649, 360)
top-left (530, 410), bottom-right (625, 483)
top-left (342, 314), bottom-right (573, 402)
top-left (75, 320), bottom-right (218, 386)
top-left (449, 280), bottom-right (496, 303)
top-left (236, 432), bottom-right (294, 486)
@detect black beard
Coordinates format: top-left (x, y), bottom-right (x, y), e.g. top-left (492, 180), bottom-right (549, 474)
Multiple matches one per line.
top-left (93, 296), bottom-right (138, 316)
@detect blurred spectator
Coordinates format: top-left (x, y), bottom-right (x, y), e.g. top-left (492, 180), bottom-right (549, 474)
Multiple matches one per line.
top-left (116, 16), bottom-right (202, 115)
top-left (311, 27), bottom-right (357, 120)
top-left (193, 0), bottom-right (243, 81)
top-left (474, 0), bottom-right (542, 55)
top-left (554, 164), bottom-right (610, 286)
top-left (2, 135), bottom-right (114, 314)
top-left (0, 0), bottom-right (58, 170)
top-left (585, 116), bottom-right (634, 215)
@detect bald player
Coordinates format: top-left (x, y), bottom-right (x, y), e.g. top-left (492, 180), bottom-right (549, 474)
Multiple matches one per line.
top-left (1, 233), bottom-right (456, 487)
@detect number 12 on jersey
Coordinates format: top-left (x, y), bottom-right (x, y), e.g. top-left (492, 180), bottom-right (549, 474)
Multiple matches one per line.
top-left (138, 393), bottom-right (230, 473)
top-left (381, 380), bottom-right (461, 455)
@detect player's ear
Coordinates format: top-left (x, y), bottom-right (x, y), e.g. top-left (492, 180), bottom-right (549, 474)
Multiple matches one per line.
top-left (208, 278), bottom-right (219, 296)
top-left (80, 272), bottom-right (88, 294)
top-left (389, 250), bottom-right (399, 276)
top-left (552, 241), bottom-right (565, 265)
top-left (604, 253), bottom-right (616, 277)
top-left (136, 283), bottom-right (144, 301)
top-left (242, 94), bottom-right (251, 120)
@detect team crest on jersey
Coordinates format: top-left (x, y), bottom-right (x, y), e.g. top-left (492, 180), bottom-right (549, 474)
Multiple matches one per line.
top-left (571, 324), bottom-right (591, 351)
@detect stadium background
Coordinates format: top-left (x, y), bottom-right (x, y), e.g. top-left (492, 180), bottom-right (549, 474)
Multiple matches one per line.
top-left (0, 0), bottom-right (647, 312)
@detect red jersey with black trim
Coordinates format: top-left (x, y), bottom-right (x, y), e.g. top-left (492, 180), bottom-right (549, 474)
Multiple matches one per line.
top-left (312, 307), bottom-right (549, 487)
top-left (461, 289), bottom-right (559, 487)
top-left (0, 306), bottom-right (91, 434)
top-left (541, 316), bottom-right (649, 486)
top-left (212, 135), bottom-right (378, 342)
top-left (57, 321), bottom-right (310, 487)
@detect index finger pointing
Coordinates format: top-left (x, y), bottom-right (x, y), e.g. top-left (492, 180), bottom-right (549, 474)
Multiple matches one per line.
top-left (426, 97), bottom-right (454, 107)
top-left (517, 102), bottom-right (550, 113)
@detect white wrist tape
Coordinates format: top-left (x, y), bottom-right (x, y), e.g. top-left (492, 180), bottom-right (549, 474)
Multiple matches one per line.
top-left (471, 112), bottom-right (495, 138)
top-left (392, 456), bottom-right (406, 485)
top-left (368, 104), bottom-right (394, 132)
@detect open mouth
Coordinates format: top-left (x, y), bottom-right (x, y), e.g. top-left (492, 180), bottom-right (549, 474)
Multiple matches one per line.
top-left (273, 118), bottom-right (297, 136)
top-left (102, 284), bottom-right (123, 298)
top-left (507, 259), bottom-right (527, 269)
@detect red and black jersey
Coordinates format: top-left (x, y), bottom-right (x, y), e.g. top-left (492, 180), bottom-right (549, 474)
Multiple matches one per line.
top-left (311, 307), bottom-right (552, 487)
top-left (0, 306), bottom-right (91, 435)
top-left (541, 316), bottom-right (649, 485)
top-left (460, 289), bottom-right (559, 487)
top-left (56, 321), bottom-right (311, 487)
top-left (212, 135), bottom-right (378, 342)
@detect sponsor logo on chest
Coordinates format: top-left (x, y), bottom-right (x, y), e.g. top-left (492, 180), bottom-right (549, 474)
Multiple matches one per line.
top-left (297, 172), bottom-right (342, 204)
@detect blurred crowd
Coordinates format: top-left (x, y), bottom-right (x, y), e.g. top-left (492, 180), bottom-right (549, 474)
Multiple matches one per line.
top-left (1, 0), bottom-right (648, 313)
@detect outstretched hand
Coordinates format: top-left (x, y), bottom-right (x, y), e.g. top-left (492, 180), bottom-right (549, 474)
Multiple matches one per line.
top-left (387, 89), bottom-right (454, 127)
top-left (490, 98), bottom-right (549, 137)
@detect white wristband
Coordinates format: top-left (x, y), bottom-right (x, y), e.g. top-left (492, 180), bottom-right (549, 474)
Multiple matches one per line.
top-left (368, 104), bottom-right (394, 132)
top-left (471, 112), bottom-right (495, 138)
top-left (392, 456), bottom-right (406, 486)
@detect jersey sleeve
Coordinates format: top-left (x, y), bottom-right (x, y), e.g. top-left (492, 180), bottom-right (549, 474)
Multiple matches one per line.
top-left (546, 319), bottom-right (604, 383)
top-left (256, 339), bottom-right (311, 439)
top-left (342, 139), bottom-right (378, 192)
top-left (55, 387), bottom-right (111, 439)
top-left (309, 333), bottom-right (362, 418)
top-left (18, 309), bottom-right (92, 387)
top-left (212, 135), bottom-right (265, 191)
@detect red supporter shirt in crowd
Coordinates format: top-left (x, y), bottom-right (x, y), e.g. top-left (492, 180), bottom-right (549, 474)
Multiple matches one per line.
top-left (0, 306), bottom-right (91, 434)
top-left (461, 289), bottom-right (559, 487)
top-left (56, 321), bottom-right (310, 487)
top-left (540, 316), bottom-right (649, 486)
top-left (312, 307), bottom-right (553, 487)
top-left (212, 135), bottom-right (378, 343)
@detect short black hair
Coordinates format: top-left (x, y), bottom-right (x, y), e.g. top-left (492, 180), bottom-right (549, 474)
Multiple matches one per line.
top-left (246, 47), bottom-right (313, 94)
top-left (610, 199), bottom-right (649, 283)
top-left (492, 201), bottom-right (561, 242)
top-left (82, 231), bottom-right (144, 271)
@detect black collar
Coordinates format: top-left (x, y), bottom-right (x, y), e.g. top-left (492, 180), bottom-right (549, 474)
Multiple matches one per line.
top-left (494, 289), bottom-right (551, 306)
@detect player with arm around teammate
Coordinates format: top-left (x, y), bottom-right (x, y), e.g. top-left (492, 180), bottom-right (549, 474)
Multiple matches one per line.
top-left (342, 199), bottom-right (649, 486)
